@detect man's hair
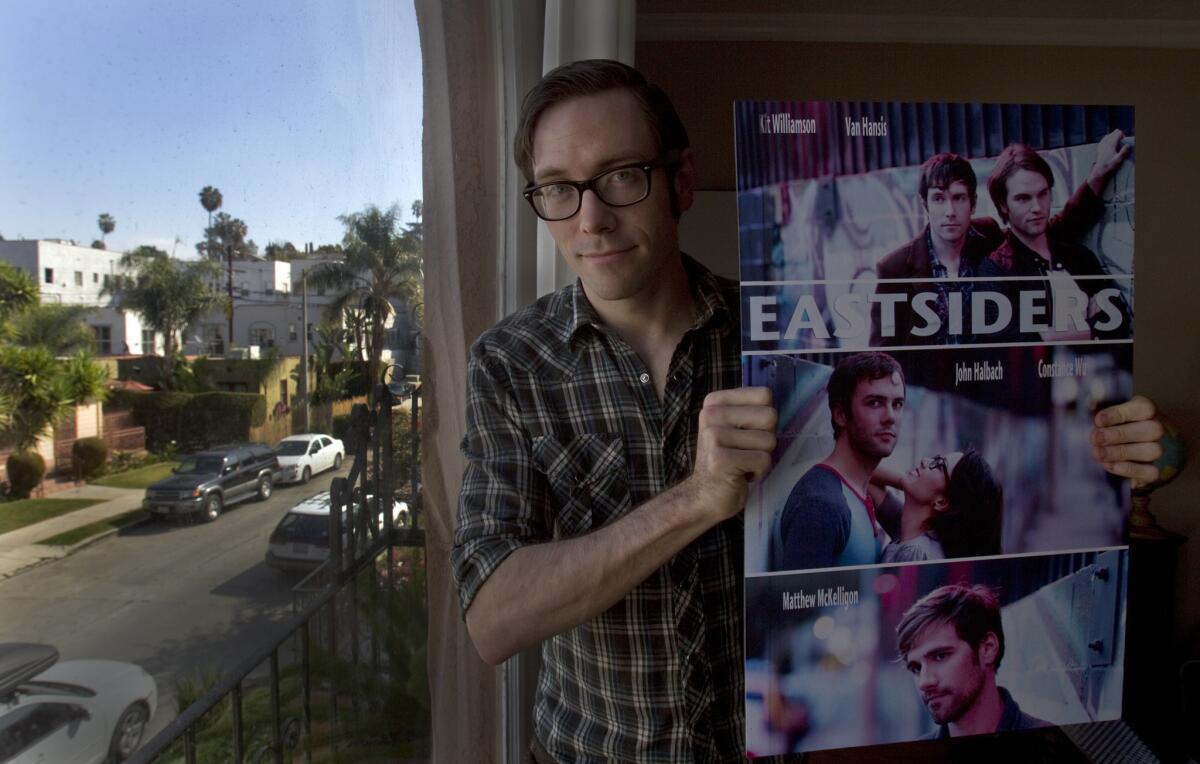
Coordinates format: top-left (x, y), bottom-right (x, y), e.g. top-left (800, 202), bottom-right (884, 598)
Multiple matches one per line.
top-left (826, 352), bottom-right (904, 438)
top-left (928, 447), bottom-right (1003, 559)
top-left (919, 153), bottom-right (978, 209)
top-left (513, 59), bottom-right (690, 183)
top-left (897, 583), bottom-right (1005, 671)
top-left (987, 144), bottom-right (1055, 223)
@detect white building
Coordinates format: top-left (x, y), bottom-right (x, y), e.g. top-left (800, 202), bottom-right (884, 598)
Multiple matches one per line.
top-left (0, 240), bottom-right (162, 356)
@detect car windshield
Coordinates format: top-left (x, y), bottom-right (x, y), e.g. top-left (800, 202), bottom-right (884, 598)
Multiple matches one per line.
top-left (274, 513), bottom-right (329, 542)
top-left (175, 456), bottom-right (225, 475)
top-left (274, 441), bottom-right (310, 456)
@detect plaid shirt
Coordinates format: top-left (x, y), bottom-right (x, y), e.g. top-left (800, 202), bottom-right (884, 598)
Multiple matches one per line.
top-left (452, 256), bottom-right (745, 763)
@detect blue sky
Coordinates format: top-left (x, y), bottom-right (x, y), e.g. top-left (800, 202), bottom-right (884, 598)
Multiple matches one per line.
top-left (1, 0), bottom-right (423, 258)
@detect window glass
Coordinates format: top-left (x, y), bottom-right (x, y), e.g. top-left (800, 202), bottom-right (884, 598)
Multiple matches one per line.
top-left (3, 3), bottom-right (425, 759)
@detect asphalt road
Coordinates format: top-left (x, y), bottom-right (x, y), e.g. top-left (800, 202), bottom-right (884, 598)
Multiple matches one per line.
top-left (0, 459), bottom-right (354, 749)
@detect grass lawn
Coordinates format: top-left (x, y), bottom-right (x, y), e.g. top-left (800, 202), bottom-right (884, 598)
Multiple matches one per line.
top-left (91, 461), bottom-right (179, 489)
top-left (37, 508), bottom-right (148, 547)
top-left (0, 498), bottom-right (102, 535)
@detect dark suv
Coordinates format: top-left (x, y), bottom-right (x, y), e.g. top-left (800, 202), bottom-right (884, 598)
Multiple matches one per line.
top-left (143, 443), bottom-right (280, 522)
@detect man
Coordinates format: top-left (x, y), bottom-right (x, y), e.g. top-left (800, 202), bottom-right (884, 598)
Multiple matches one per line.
top-left (770, 352), bottom-right (904, 571)
top-left (897, 583), bottom-right (1051, 738)
top-left (980, 143), bottom-right (1133, 343)
top-left (871, 136), bottom-right (1129, 347)
top-left (451, 60), bottom-right (777, 762)
top-left (452, 59), bottom-right (1164, 763)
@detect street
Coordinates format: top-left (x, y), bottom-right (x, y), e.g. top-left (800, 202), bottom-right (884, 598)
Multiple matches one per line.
top-left (0, 460), bottom-right (353, 747)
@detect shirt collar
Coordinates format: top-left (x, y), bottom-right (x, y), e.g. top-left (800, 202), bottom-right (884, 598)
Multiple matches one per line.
top-left (564, 253), bottom-right (733, 349)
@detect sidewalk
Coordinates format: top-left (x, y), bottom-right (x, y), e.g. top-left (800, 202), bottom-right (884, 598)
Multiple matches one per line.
top-left (0, 484), bottom-right (147, 580)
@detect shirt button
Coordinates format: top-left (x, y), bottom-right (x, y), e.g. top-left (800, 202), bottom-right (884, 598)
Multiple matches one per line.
top-left (639, 372), bottom-right (650, 384)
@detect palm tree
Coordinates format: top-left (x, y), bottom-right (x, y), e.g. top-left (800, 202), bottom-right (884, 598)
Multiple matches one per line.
top-left (105, 248), bottom-right (225, 389)
top-left (308, 204), bottom-right (422, 398)
top-left (199, 186), bottom-right (223, 224)
top-left (97, 213), bottom-right (115, 247)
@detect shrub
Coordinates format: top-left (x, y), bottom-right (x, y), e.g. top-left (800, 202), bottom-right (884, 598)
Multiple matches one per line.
top-left (6, 451), bottom-right (46, 498)
top-left (332, 414), bottom-right (353, 447)
top-left (121, 391), bottom-right (267, 451)
top-left (72, 437), bottom-right (108, 479)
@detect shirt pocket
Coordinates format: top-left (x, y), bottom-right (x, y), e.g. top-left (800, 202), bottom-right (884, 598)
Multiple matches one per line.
top-left (532, 432), bottom-right (631, 537)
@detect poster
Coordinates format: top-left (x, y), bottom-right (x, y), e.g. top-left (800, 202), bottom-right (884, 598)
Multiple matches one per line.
top-left (736, 101), bottom-right (1134, 755)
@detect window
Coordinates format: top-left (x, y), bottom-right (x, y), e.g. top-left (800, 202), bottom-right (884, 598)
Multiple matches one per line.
top-left (249, 325), bottom-right (275, 347)
top-left (43, 267), bottom-right (53, 284)
top-left (142, 328), bottom-right (156, 353)
top-left (74, 271), bottom-right (83, 286)
top-left (102, 274), bottom-right (111, 288)
top-left (279, 379), bottom-right (288, 407)
top-left (203, 325), bottom-right (225, 356)
top-left (93, 272), bottom-right (99, 283)
top-left (289, 323), bottom-right (298, 342)
top-left (0, 702), bottom-right (83, 761)
top-left (93, 325), bottom-right (112, 354)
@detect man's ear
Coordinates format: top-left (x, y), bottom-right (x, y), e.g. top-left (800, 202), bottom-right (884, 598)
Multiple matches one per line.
top-left (832, 403), bottom-right (848, 431)
top-left (674, 148), bottom-right (697, 215)
top-left (978, 632), bottom-right (1000, 670)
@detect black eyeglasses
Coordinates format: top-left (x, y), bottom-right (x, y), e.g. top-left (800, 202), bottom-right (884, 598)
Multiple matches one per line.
top-left (523, 152), bottom-right (677, 222)
top-left (928, 454), bottom-right (951, 483)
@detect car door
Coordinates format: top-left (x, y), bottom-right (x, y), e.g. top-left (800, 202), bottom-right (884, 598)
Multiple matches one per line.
top-left (307, 440), bottom-right (324, 473)
top-left (320, 437), bottom-right (338, 470)
top-left (224, 451), bottom-right (253, 499)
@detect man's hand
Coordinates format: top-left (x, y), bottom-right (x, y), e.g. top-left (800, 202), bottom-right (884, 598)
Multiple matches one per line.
top-left (1091, 395), bottom-right (1164, 489)
top-left (1087, 129), bottom-right (1132, 195)
top-left (690, 386), bottom-right (778, 521)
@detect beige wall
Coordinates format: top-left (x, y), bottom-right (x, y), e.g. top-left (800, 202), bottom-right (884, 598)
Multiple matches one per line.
top-left (638, 40), bottom-right (1200, 649)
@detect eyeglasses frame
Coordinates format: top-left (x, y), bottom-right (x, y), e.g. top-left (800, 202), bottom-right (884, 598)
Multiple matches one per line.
top-left (522, 151), bottom-right (680, 222)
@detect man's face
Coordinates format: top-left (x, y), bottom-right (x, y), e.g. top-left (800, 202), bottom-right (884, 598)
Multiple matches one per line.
top-left (924, 181), bottom-right (974, 249)
top-left (904, 620), bottom-right (992, 726)
top-left (1001, 168), bottom-right (1052, 240)
top-left (530, 89), bottom-right (695, 306)
top-left (835, 372), bottom-right (904, 460)
top-left (901, 451), bottom-right (963, 508)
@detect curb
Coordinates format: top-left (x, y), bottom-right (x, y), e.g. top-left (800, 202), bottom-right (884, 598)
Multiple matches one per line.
top-left (0, 513), bottom-right (156, 582)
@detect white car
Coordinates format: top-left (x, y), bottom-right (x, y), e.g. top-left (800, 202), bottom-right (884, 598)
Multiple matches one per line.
top-left (272, 434), bottom-right (345, 485)
top-left (265, 490), bottom-right (409, 571)
top-left (0, 643), bottom-right (158, 764)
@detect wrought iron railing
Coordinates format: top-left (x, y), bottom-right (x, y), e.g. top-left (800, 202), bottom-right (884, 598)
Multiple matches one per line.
top-left (130, 381), bottom-right (424, 763)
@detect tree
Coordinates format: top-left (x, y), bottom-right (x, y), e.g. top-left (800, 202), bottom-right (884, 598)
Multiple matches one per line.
top-left (7, 304), bottom-right (97, 356)
top-left (195, 212), bottom-right (257, 262)
top-left (105, 248), bottom-right (225, 389)
top-left (0, 262), bottom-right (38, 326)
top-left (97, 213), bottom-right (115, 246)
top-left (308, 204), bottom-right (423, 397)
top-left (199, 186), bottom-right (223, 224)
top-left (264, 240), bottom-right (300, 261)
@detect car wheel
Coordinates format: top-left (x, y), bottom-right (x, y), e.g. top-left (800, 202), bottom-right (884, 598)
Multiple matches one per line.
top-left (301, 466), bottom-right (311, 484)
top-left (257, 475), bottom-right (273, 501)
top-left (109, 702), bottom-right (149, 761)
top-left (202, 493), bottom-right (222, 522)
top-left (333, 453), bottom-right (343, 469)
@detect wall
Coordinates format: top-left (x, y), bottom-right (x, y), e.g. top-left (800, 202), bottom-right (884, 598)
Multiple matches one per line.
top-left (637, 39), bottom-right (1200, 652)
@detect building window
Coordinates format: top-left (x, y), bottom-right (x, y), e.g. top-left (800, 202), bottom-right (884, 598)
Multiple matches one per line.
top-left (289, 323), bottom-right (298, 342)
top-left (142, 329), bottom-right (156, 354)
top-left (279, 379), bottom-right (289, 407)
top-left (249, 325), bottom-right (275, 348)
top-left (93, 325), bottom-right (112, 355)
top-left (103, 274), bottom-right (112, 288)
top-left (44, 268), bottom-right (53, 284)
top-left (203, 325), bottom-right (225, 356)
top-left (93, 272), bottom-right (99, 283)
top-left (74, 271), bottom-right (83, 286)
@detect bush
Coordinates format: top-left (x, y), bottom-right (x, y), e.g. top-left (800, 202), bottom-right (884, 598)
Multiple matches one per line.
top-left (6, 451), bottom-right (46, 499)
top-left (72, 437), bottom-right (108, 479)
top-left (121, 391), bottom-right (267, 451)
top-left (332, 414), bottom-right (353, 447)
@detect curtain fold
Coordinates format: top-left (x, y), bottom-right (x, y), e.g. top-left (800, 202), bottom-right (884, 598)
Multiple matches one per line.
top-left (416, 1), bottom-right (501, 761)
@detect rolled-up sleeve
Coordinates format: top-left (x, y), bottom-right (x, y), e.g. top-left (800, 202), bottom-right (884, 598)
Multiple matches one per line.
top-left (451, 343), bottom-right (548, 614)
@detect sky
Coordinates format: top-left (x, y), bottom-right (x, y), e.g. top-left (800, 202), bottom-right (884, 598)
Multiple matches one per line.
top-left (1, 0), bottom-right (423, 258)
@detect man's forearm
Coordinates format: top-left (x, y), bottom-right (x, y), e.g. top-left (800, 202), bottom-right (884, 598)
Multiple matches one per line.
top-left (465, 476), bottom-right (720, 665)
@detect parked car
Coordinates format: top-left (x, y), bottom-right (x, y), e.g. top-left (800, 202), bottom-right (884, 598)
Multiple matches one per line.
top-left (272, 434), bottom-right (345, 485)
top-left (0, 643), bottom-right (158, 763)
top-left (142, 443), bottom-right (280, 522)
top-left (264, 490), bottom-right (409, 571)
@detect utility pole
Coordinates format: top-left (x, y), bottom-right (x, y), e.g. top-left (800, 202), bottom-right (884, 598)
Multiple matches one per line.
top-left (226, 246), bottom-right (234, 349)
top-left (302, 272), bottom-right (310, 432)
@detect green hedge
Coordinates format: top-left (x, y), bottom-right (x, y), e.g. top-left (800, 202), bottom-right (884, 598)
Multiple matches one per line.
top-left (6, 451), bottom-right (46, 499)
top-left (71, 437), bottom-right (108, 479)
top-left (120, 391), bottom-right (268, 452)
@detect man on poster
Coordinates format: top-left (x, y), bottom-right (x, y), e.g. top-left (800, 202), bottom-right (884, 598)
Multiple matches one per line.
top-left (770, 351), bottom-right (905, 571)
top-left (898, 583), bottom-right (1051, 738)
top-left (452, 59), bottom-right (1166, 762)
top-left (871, 134), bottom-right (1130, 347)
